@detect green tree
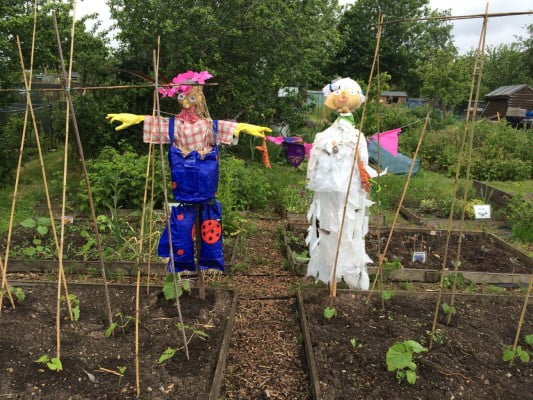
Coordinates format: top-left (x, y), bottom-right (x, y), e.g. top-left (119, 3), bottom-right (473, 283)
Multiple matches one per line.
top-left (0, 0), bottom-right (114, 88)
top-left (416, 47), bottom-right (472, 112)
top-left (108, 0), bottom-right (341, 127)
top-left (333, 0), bottom-right (453, 96)
top-left (0, 0), bottom-right (123, 168)
top-left (481, 43), bottom-right (533, 93)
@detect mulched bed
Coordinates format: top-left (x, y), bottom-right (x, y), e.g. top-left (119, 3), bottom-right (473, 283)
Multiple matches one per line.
top-left (286, 224), bottom-right (531, 274)
top-left (299, 289), bottom-right (533, 400)
top-left (0, 283), bottom-right (235, 399)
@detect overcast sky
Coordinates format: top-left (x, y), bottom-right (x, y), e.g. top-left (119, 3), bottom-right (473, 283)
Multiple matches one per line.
top-left (76, 0), bottom-right (532, 54)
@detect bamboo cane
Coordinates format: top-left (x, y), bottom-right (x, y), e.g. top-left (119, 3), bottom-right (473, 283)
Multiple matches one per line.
top-left (51, 11), bottom-right (113, 326)
top-left (446, 9), bottom-right (488, 326)
top-left (0, 0), bottom-right (42, 313)
top-left (327, 13), bottom-right (384, 308)
top-left (151, 44), bottom-right (190, 361)
top-left (429, 6), bottom-right (489, 348)
top-left (509, 273), bottom-right (533, 367)
top-left (366, 111), bottom-right (430, 302)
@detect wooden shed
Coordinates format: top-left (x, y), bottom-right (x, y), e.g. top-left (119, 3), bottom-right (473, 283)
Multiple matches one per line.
top-left (379, 90), bottom-right (408, 105)
top-left (482, 84), bottom-right (533, 120)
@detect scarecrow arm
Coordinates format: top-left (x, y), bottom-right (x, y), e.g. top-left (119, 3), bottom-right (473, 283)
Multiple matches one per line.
top-left (234, 123), bottom-right (272, 139)
top-left (106, 113), bottom-right (145, 131)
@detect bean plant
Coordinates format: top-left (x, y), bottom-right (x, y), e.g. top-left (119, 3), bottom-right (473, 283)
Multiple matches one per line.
top-left (386, 340), bottom-right (428, 384)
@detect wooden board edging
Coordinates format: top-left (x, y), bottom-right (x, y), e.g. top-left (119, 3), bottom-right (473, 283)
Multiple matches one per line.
top-left (209, 291), bottom-right (238, 400)
top-left (297, 289), bottom-right (322, 400)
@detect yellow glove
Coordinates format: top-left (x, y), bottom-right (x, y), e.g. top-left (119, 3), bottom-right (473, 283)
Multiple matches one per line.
top-left (105, 113), bottom-right (145, 131)
top-left (234, 123), bottom-right (272, 139)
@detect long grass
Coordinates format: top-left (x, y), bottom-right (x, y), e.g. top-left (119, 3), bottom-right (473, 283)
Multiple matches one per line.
top-left (0, 148), bottom-right (79, 233)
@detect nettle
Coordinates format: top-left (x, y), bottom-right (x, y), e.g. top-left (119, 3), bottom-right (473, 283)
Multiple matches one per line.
top-left (386, 340), bottom-right (428, 384)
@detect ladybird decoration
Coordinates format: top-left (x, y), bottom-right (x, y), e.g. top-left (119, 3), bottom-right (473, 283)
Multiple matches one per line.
top-left (201, 219), bottom-right (222, 244)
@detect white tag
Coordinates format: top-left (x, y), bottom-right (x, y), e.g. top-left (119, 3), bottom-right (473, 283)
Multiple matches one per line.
top-left (412, 251), bottom-right (426, 263)
top-left (473, 204), bottom-right (491, 219)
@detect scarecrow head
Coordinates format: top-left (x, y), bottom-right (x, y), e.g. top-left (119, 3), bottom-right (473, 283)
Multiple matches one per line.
top-left (159, 70), bottom-right (213, 119)
top-left (322, 78), bottom-right (365, 113)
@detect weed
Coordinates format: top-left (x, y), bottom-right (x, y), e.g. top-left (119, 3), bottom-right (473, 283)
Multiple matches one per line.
top-left (427, 329), bottom-right (445, 345)
top-left (485, 285), bottom-right (506, 294)
top-left (443, 272), bottom-right (469, 290)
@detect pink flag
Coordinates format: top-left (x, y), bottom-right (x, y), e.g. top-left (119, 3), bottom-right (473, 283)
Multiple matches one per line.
top-left (369, 128), bottom-right (402, 157)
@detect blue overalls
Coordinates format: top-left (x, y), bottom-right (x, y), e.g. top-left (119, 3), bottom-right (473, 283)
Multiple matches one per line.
top-left (157, 117), bottom-right (224, 272)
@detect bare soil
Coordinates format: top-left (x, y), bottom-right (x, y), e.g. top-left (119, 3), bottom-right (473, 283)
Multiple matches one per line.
top-left (301, 289), bottom-right (533, 400)
top-left (286, 225), bottom-right (531, 274)
top-left (0, 283), bottom-right (233, 399)
top-left (2, 216), bottom-right (532, 399)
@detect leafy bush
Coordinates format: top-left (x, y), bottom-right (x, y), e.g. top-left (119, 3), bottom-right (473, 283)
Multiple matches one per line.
top-left (506, 195), bottom-right (533, 243)
top-left (77, 147), bottom-right (165, 212)
top-left (219, 155), bottom-right (273, 212)
top-left (411, 120), bottom-right (532, 181)
top-left (0, 114), bottom-right (24, 186)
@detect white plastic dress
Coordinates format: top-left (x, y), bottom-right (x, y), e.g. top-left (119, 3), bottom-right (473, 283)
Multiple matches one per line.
top-left (306, 113), bottom-right (377, 290)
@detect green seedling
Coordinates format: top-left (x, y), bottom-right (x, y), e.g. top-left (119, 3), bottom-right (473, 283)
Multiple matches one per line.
top-left (441, 302), bottom-right (456, 316)
top-left (105, 312), bottom-right (136, 337)
top-left (21, 217), bottom-right (51, 236)
top-left (386, 340), bottom-right (428, 384)
top-left (61, 293), bottom-right (80, 321)
top-left (443, 272), bottom-right (469, 290)
top-left (162, 275), bottom-right (190, 301)
top-left (350, 338), bottom-right (362, 349)
top-left (382, 290), bottom-right (394, 301)
top-left (503, 346), bottom-right (530, 364)
top-left (382, 258), bottom-right (402, 281)
top-left (158, 323), bottom-right (209, 363)
top-left (35, 355), bottom-right (63, 371)
top-left (526, 334), bottom-right (533, 347)
top-left (427, 329), bottom-right (445, 345)
top-left (0, 286), bottom-right (26, 302)
top-left (323, 306), bottom-right (337, 319)
top-left (116, 366), bottom-right (126, 392)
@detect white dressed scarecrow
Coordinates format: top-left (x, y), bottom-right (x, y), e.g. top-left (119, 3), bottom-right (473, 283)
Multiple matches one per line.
top-left (306, 78), bottom-right (378, 290)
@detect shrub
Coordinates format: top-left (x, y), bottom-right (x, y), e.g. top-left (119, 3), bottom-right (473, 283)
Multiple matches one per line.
top-left (408, 120), bottom-right (532, 181)
top-left (0, 114), bottom-right (24, 187)
top-left (506, 195), bottom-right (533, 243)
top-left (76, 147), bottom-right (165, 212)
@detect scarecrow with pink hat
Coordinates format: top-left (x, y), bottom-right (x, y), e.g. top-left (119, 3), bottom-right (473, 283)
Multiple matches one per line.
top-left (107, 71), bottom-right (271, 273)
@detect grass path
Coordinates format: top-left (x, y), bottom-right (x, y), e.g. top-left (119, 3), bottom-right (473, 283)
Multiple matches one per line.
top-left (0, 149), bottom-right (68, 233)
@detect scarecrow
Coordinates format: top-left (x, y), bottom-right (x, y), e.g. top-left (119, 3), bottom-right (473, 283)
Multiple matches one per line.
top-left (306, 77), bottom-right (378, 290)
top-left (106, 71), bottom-right (270, 273)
